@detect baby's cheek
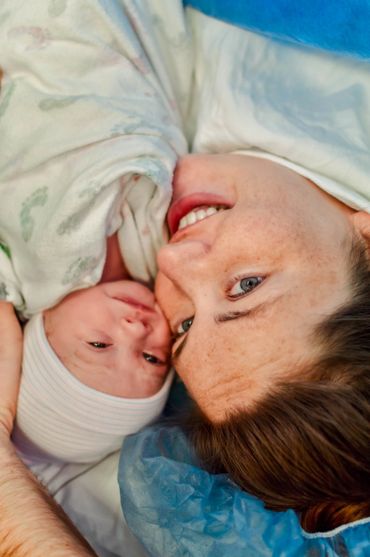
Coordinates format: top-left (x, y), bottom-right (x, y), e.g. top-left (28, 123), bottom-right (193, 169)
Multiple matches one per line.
top-left (134, 365), bottom-right (170, 398)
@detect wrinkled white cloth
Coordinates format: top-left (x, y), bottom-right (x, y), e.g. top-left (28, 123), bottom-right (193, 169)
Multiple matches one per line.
top-left (52, 451), bottom-right (149, 557)
top-left (187, 9), bottom-right (370, 213)
top-left (19, 451), bottom-right (149, 557)
top-left (0, 0), bottom-right (192, 316)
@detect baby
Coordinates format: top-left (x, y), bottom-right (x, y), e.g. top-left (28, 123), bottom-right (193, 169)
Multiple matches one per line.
top-left (12, 278), bottom-right (173, 467)
top-left (9, 274), bottom-right (172, 557)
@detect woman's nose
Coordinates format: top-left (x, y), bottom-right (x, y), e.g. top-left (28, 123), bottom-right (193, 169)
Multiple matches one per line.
top-left (157, 239), bottom-right (210, 282)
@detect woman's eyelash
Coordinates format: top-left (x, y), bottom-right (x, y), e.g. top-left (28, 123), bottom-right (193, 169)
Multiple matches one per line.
top-left (227, 276), bottom-right (264, 299)
top-left (173, 317), bottom-right (194, 339)
top-left (171, 330), bottom-right (183, 346)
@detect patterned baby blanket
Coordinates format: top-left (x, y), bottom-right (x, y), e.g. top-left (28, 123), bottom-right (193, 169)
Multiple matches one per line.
top-left (0, 0), bottom-right (191, 316)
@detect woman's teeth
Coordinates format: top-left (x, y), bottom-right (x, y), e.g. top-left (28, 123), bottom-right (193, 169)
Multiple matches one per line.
top-left (178, 206), bottom-right (223, 231)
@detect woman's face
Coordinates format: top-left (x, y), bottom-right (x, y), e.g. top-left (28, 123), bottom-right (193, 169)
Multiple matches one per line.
top-left (155, 154), bottom-right (355, 421)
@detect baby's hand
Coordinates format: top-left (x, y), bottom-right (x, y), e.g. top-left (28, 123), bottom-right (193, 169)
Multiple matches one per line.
top-left (0, 302), bottom-right (23, 439)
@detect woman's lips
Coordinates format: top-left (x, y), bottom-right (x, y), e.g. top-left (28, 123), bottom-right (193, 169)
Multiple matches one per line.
top-left (167, 193), bottom-right (231, 235)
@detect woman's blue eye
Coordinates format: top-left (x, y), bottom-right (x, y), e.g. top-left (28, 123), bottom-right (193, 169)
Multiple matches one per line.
top-left (88, 341), bottom-right (111, 349)
top-left (143, 352), bottom-right (164, 366)
top-left (177, 317), bottom-right (193, 336)
top-left (228, 276), bottom-right (263, 298)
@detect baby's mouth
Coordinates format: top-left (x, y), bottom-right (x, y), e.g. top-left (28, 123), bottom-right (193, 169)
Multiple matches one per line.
top-left (113, 296), bottom-right (154, 313)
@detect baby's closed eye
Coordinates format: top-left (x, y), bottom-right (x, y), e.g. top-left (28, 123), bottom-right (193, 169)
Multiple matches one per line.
top-left (142, 352), bottom-right (166, 366)
top-left (87, 341), bottom-right (112, 349)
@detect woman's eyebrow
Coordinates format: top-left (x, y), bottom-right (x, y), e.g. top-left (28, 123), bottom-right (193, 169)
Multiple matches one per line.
top-left (214, 295), bottom-right (282, 324)
top-left (214, 303), bottom-right (266, 323)
top-left (214, 308), bottom-right (253, 323)
top-left (171, 309), bottom-right (254, 367)
top-left (173, 297), bottom-right (282, 366)
top-left (172, 306), bottom-right (262, 366)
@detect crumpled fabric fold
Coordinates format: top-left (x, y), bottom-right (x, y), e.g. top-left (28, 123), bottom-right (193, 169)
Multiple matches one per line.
top-left (119, 424), bottom-right (370, 557)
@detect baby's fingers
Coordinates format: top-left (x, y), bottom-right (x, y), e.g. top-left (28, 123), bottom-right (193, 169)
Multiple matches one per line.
top-left (0, 302), bottom-right (23, 438)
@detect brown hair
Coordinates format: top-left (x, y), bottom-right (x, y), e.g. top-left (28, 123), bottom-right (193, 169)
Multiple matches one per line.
top-left (185, 240), bottom-right (370, 532)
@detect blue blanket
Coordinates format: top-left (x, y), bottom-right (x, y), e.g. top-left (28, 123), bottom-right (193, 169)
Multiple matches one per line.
top-left (184, 0), bottom-right (370, 59)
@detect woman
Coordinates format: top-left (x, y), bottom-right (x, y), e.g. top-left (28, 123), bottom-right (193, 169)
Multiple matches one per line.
top-left (140, 8), bottom-right (370, 537)
top-left (154, 153), bottom-right (370, 532)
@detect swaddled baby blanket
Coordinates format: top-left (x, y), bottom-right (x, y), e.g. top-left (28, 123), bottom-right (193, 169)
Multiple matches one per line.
top-left (0, 0), bottom-right (191, 316)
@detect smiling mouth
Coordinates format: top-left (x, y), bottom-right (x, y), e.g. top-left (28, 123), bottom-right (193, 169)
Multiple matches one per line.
top-left (167, 194), bottom-right (230, 234)
top-left (177, 205), bottom-right (226, 231)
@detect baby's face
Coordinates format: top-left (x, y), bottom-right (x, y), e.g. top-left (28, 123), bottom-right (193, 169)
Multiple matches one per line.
top-left (44, 281), bottom-right (171, 398)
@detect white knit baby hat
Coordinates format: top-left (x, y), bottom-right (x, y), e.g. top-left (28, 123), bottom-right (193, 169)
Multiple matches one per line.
top-left (13, 313), bottom-right (173, 464)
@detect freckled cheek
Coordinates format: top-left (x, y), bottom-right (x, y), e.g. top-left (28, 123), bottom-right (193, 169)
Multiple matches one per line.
top-left (156, 323), bottom-right (172, 352)
top-left (160, 299), bottom-right (188, 330)
top-left (277, 213), bottom-right (333, 260)
top-left (226, 220), bottom-right (295, 261)
top-left (179, 335), bottom-right (231, 391)
top-left (180, 369), bottom-right (217, 405)
top-left (175, 341), bottom-right (214, 395)
top-left (155, 277), bottom-right (179, 322)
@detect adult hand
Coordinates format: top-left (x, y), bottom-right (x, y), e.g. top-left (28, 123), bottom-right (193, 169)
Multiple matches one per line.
top-left (0, 301), bottom-right (23, 438)
top-left (0, 302), bottom-right (96, 556)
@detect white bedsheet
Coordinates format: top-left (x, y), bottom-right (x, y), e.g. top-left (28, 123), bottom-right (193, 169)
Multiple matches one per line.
top-left (188, 9), bottom-right (370, 212)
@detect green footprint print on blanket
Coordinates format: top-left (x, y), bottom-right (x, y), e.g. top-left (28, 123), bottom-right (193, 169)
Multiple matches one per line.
top-left (0, 241), bottom-right (11, 299)
top-left (48, 0), bottom-right (67, 18)
top-left (62, 256), bottom-right (99, 286)
top-left (20, 187), bottom-right (48, 242)
top-left (0, 282), bottom-right (9, 300)
top-left (0, 240), bottom-right (11, 259)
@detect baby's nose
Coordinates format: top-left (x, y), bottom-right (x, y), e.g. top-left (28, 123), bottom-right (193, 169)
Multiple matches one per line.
top-left (120, 314), bottom-right (151, 339)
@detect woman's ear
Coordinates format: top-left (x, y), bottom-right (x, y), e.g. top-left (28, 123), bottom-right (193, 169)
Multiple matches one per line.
top-left (352, 211), bottom-right (370, 246)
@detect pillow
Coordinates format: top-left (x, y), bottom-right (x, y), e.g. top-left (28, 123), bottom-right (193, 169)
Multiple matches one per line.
top-left (184, 0), bottom-right (370, 59)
